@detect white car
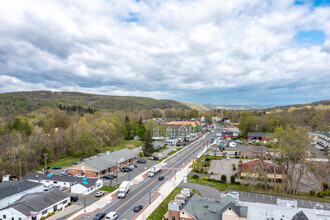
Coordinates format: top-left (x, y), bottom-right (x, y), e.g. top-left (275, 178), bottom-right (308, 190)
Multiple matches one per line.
top-left (95, 191), bottom-right (104, 197)
top-left (105, 212), bottom-right (119, 220)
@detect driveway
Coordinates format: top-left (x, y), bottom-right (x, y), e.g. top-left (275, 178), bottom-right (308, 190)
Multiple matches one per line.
top-left (178, 182), bottom-right (222, 199)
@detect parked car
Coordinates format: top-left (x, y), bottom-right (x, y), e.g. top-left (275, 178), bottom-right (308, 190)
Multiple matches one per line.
top-left (137, 158), bottom-right (146, 164)
top-left (95, 191), bottom-right (104, 197)
top-left (133, 205), bottom-right (143, 212)
top-left (52, 166), bottom-right (62, 170)
top-left (60, 186), bottom-right (67, 191)
top-left (149, 156), bottom-right (159, 160)
top-left (76, 174), bottom-right (85, 177)
top-left (132, 164), bottom-right (138, 168)
top-left (128, 165), bottom-right (135, 170)
top-left (158, 176), bottom-right (165, 181)
top-left (50, 185), bottom-right (60, 191)
top-left (44, 185), bottom-right (51, 191)
top-left (121, 167), bottom-right (130, 172)
top-left (70, 195), bottom-right (78, 202)
top-left (105, 212), bottom-right (119, 220)
top-left (103, 174), bottom-right (116, 179)
top-left (126, 166), bottom-right (133, 171)
top-left (93, 212), bottom-right (106, 220)
top-left (72, 161), bottom-right (81, 165)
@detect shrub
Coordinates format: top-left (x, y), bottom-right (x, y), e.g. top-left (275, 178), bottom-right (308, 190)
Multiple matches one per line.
top-left (41, 217), bottom-right (46, 220)
top-left (192, 174), bottom-right (199, 179)
top-left (230, 175), bottom-right (236, 184)
top-left (234, 181), bottom-right (241, 185)
top-left (323, 189), bottom-right (330, 196)
top-left (211, 171), bottom-right (214, 175)
top-left (200, 176), bottom-right (209, 181)
top-left (51, 212), bottom-right (55, 215)
top-left (276, 184), bottom-right (282, 192)
top-left (323, 182), bottom-right (328, 190)
top-left (232, 163), bottom-right (236, 171)
top-left (47, 213), bottom-right (52, 217)
top-left (138, 152), bottom-right (144, 157)
top-left (317, 192), bottom-right (324, 198)
top-left (221, 175), bottom-right (227, 182)
top-left (244, 183), bottom-right (250, 187)
top-left (68, 202), bottom-right (72, 206)
top-left (309, 190), bottom-right (316, 196)
top-left (256, 182), bottom-right (262, 188)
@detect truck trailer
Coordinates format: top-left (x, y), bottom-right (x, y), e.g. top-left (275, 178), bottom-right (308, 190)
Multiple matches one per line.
top-left (117, 181), bottom-right (130, 199)
top-left (148, 164), bottom-right (162, 177)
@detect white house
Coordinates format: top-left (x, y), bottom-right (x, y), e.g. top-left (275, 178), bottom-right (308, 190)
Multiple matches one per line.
top-left (0, 181), bottom-right (44, 209)
top-left (23, 172), bottom-right (103, 195)
top-left (0, 189), bottom-right (70, 220)
top-left (229, 142), bottom-right (237, 148)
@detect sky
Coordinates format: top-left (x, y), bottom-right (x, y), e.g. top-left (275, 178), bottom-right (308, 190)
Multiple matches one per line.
top-left (0, 0), bottom-right (329, 106)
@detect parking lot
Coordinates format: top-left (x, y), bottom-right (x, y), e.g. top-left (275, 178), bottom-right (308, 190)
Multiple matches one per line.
top-left (228, 190), bottom-right (330, 210)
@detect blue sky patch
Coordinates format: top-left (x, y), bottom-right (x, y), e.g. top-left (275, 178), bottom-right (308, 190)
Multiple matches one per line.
top-left (294, 0), bottom-right (330, 6)
top-left (293, 30), bottom-right (325, 46)
top-left (119, 12), bottom-right (139, 23)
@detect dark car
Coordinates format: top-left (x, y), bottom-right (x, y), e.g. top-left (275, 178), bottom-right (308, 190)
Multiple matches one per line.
top-left (132, 164), bottom-right (138, 168)
top-left (158, 176), bottom-right (165, 181)
top-left (93, 212), bottom-right (106, 220)
top-left (137, 158), bottom-right (146, 164)
top-left (70, 195), bottom-right (78, 202)
top-left (52, 166), bottom-right (62, 170)
top-left (103, 174), bottom-right (116, 179)
top-left (121, 168), bottom-right (130, 172)
top-left (133, 205), bottom-right (143, 212)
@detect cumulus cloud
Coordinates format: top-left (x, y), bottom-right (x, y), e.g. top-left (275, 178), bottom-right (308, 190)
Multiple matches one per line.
top-left (0, 0), bottom-right (329, 105)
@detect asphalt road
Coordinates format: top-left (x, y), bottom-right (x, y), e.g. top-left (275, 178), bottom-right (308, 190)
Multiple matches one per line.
top-left (79, 126), bottom-right (219, 220)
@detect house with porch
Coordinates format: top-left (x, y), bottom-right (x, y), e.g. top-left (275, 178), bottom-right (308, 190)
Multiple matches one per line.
top-left (247, 132), bottom-right (274, 141)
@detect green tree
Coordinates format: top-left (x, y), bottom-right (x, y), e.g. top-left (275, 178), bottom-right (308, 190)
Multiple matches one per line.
top-left (136, 124), bottom-right (146, 141)
top-left (143, 131), bottom-right (154, 156)
top-left (204, 113), bottom-right (212, 124)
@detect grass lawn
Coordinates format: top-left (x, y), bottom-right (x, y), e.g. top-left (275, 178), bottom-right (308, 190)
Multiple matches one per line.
top-left (188, 177), bottom-right (330, 203)
top-left (100, 140), bottom-right (143, 153)
top-left (38, 156), bottom-right (80, 170)
top-left (99, 185), bottom-right (119, 192)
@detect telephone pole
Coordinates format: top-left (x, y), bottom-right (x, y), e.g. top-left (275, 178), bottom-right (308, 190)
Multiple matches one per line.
top-left (43, 154), bottom-right (48, 173)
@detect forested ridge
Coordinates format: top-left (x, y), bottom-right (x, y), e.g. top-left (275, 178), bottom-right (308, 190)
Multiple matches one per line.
top-left (0, 91), bottom-right (190, 120)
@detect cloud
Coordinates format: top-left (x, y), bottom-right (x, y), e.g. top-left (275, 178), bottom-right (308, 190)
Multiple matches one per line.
top-left (0, 0), bottom-right (329, 105)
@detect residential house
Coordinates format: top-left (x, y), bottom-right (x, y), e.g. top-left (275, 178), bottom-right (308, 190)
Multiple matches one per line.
top-left (310, 131), bottom-right (330, 149)
top-left (240, 159), bottom-right (285, 181)
top-left (247, 132), bottom-right (274, 141)
top-left (221, 132), bottom-right (234, 140)
top-left (67, 148), bottom-right (138, 178)
top-left (168, 192), bottom-right (248, 220)
top-left (0, 189), bottom-right (70, 220)
top-left (236, 145), bottom-right (267, 158)
top-left (152, 124), bottom-right (191, 139)
top-left (0, 181), bottom-right (44, 209)
top-left (23, 172), bottom-right (103, 195)
top-left (167, 121), bottom-right (201, 133)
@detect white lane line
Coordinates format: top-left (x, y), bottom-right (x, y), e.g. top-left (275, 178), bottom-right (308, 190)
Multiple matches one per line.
top-left (270, 195), bottom-right (272, 200)
top-left (309, 201), bottom-right (312, 206)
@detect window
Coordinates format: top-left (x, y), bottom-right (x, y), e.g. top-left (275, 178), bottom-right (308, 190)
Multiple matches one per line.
top-left (19, 218), bottom-right (22, 220)
top-left (63, 200), bottom-right (67, 204)
top-left (172, 216), bottom-right (175, 220)
top-left (54, 181), bottom-right (57, 184)
top-left (42, 210), bottom-right (47, 215)
top-left (3, 215), bottom-right (6, 219)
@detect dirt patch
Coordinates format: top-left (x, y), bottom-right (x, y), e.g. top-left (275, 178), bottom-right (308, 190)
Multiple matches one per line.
top-left (126, 145), bottom-right (136, 149)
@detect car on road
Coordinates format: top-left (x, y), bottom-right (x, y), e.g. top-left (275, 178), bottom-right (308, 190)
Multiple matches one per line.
top-left (75, 174), bottom-right (85, 177)
top-left (52, 166), bottom-right (62, 170)
top-left (93, 212), bottom-right (106, 220)
top-left (158, 176), bottom-right (165, 181)
top-left (133, 205), bottom-right (143, 212)
top-left (137, 158), bottom-right (146, 164)
top-left (103, 174), bottom-right (116, 179)
top-left (70, 195), bottom-right (78, 202)
top-left (95, 191), bottom-right (104, 197)
top-left (105, 212), bottom-right (119, 220)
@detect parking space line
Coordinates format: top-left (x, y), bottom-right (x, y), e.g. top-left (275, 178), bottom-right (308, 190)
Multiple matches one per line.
top-left (325, 203), bottom-right (329, 209)
top-left (263, 194), bottom-right (264, 199)
top-left (309, 201), bottom-right (312, 206)
top-left (270, 195), bottom-right (272, 200)
top-left (301, 200), bottom-right (304, 205)
top-left (255, 194), bottom-right (257, 198)
top-left (248, 192), bottom-right (250, 197)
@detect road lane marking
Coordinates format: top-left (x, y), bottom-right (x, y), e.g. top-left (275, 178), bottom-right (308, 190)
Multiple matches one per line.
top-left (301, 200), bottom-right (304, 205)
top-left (255, 194), bottom-right (257, 198)
top-left (325, 203), bottom-right (329, 208)
top-left (114, 135), bottom-right (211, 212)
top-left (309, 201), bottom-right (312, 206)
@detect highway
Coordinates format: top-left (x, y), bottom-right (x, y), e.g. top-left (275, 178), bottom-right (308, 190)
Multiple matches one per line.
top-left (79, 125), bottom-right (218, 220)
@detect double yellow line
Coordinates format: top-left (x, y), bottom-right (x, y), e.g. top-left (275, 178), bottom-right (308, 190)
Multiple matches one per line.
top-left (114, 137), bottom-right (208, 212)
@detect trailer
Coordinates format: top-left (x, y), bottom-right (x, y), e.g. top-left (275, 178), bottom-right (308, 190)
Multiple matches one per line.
top-left (148, 164), bottom-right (162, 177)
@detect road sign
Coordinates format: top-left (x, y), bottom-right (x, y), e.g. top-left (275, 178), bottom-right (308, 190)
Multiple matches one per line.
top-left (182, 163), bottom-right (185, 167)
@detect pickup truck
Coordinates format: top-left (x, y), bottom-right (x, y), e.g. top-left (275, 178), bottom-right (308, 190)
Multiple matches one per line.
top-left (117, 181), bottom-right (130, 199)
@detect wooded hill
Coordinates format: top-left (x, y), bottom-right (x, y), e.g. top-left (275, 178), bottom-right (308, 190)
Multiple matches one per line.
top-left (265, 99), bottom-right (330, 111)
top-left (0, 91), bottom-right (190, 118)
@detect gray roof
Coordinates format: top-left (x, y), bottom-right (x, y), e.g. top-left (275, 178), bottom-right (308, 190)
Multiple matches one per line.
top-left (0, 181), bottom-right (43, 201)
top-left (12, 189), bottom-right (69, 216)
top-left (222, 132), bottom-right (234, 135)
top-left (182, 194), bottom-right (241, 220)
top-left (84, 148), bottom-right (138, 172)
top-left (247, 132), bottom-right (274, 137)
top-left (152, 141), bottom-right (163, 150)
top-left (166, 124), bottom-right (190, 131)
top-left (23, 172), bottom-right (98, 188)
top-left (220, 202), bottom-right (248, 218)
top-left (292, 211), bottom-right (309, 220)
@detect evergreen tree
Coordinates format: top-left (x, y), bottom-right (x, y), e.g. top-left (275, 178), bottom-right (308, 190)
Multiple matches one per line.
top-left (138, 116), bottom-right (143, 125)
top-left (125, 115), bottom-right (130, 122)
top-left (143, 130), bottom-right (154, 156)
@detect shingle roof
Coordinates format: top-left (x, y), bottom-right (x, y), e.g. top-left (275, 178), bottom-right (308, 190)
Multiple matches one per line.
top-left (84, 148), bottom-right (137, 172)
top-left (241, 159), bottom-right (285, 174)
top-left (12, 189), bottom-right (69, 216)
top-left (166, 124), bottom-right (190, 131)
top-left (292, 210), bottom-right (309, 220)
top-left (222, 132), bottom-right (234, 136)
top-left (0, 181), bottom-right (43, 201)
top-left (247, 132), bottom-right (274, 137)
top-left (182, 194), bottom-right (237, 220)
top-left (23, 172), bottom-right (98, 188)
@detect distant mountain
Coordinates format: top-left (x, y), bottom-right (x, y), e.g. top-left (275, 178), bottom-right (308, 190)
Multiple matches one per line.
top-left (0, 91), bottom-right (190, 118)
top-left (203, 104), bottom-right (272, 110)
top-left (181, 102), bottom-right (209, 111)
top-left (265, 99), bottom-right (330, 111)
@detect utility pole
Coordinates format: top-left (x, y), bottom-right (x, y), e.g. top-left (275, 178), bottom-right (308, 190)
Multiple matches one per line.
top-left (115, 161), bottom-right (118, 187)
top-left (84, 198), bottom-right (86, 212)
top-left (43, 154), bottom-right (48, 173)
top-left (19, 160), bottom-right (22, 180)
top-left (149, 191), bottom-right (151, 204)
